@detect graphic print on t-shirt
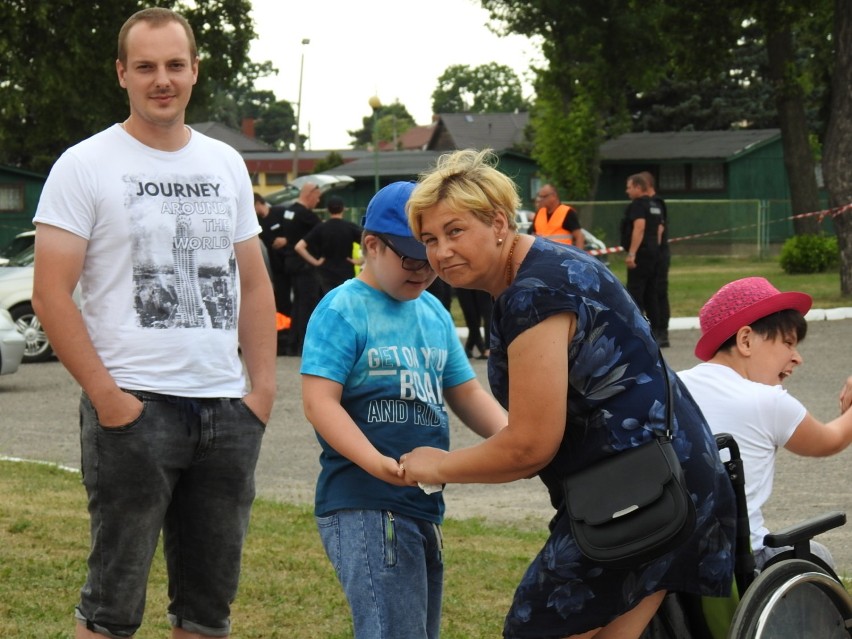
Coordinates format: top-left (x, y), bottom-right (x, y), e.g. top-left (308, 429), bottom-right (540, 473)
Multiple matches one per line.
top-left (365, 344), bottom-right (448, 427)
top-left (127, 174), bottom-right (237, 330)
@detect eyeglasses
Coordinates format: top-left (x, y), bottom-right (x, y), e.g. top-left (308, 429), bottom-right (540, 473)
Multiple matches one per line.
top-left (535, 191), bottom-right (556, 200)
top-left (377, 235), bottom-right (432, 272)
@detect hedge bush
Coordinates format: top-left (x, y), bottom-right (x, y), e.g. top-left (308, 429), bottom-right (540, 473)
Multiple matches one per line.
top-left (779, 234), bottom-right (839, 274)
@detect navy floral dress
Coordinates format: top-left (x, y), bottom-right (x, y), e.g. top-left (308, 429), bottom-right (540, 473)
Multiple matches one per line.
top-left (490, 239), bottom-right (735, 639)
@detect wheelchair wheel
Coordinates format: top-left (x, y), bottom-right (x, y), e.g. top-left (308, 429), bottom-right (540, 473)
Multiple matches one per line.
top-left (762, 548), bottom-right (840, 581)
top-left (728, 559), bottom-right (852, 638)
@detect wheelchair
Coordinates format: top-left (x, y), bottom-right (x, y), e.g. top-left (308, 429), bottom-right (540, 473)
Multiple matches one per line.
top-left (642, 433), bottom-right (852, 639)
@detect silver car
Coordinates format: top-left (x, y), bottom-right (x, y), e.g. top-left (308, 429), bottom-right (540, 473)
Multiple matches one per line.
top-left (0, 245), bottom-right (81, 363)
top-left (0, 308), bottom-right (26, 375)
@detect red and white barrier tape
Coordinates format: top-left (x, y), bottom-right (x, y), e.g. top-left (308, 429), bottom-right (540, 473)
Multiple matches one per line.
top-left (586, 201), bottom-right (852, 257)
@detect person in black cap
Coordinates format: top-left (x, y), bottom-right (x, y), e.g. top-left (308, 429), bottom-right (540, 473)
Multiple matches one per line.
top-left (294, 195), bottom-right (363, 295)
top-left (299, 181), bottom-right (506, 639)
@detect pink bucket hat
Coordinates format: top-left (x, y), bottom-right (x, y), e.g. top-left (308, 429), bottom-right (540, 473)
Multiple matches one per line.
top-left (695, 277), bottom-right (812, 361)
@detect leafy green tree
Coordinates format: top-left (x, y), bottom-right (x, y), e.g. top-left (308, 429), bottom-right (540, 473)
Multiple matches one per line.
top-left (312, 151), bottom-right (345, 174)
top-left (254, 100), bottom-right (297, 150)
top-left (822, 0), bottom-right (852, 296)
top-left (480, 0), bottom-right (671, 197)
top-left (0, 0), bottom-right (266, 173)
top-left (657, 0), bottom-right (833, 234)
top-left (481, 0), bottom-right (834, 224)
top-left (348, 101), bottom-right (416, 149)
top-left (207, 60), bottom-right (278, 129)
top-left (431, 63), bottom-right (530, 114)
top-left (531, 79), bottom-right (601, 200)
top-left (627, 23), bottom-right (779, 132)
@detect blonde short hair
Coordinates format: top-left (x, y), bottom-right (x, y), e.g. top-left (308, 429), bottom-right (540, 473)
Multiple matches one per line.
top-left (407, 148), bottom-right (520, 237)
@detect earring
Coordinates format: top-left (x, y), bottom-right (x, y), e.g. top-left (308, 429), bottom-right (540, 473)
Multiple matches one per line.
top-left (497, 237), bottom-right (504, 246)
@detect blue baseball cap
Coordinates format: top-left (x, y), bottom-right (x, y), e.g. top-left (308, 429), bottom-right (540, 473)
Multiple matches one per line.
top-left (361, 181), bottom-right (426, 260)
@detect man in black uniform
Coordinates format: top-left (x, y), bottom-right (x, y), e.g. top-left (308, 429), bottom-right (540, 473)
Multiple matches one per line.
top-left (621, 173), bottom-right (663, 339)
top-left (294, 195), bottom-right (363, 295)
top-left (640, 171), bottom-right (670, 347)
top-left (279, 182), bottom-right (322, 355)
top-left (254, 192), bottom-right (291, 316)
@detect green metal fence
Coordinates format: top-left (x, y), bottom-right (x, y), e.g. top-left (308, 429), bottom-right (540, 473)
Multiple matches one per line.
top-left (573, 199), bottom-right (836, 258)
top-left (344, 198), bottom-right (837, 258)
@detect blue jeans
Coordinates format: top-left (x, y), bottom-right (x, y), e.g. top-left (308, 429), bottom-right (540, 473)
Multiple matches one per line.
top-left (317, 509), bottom-right (444, 639)
top-left (75, 390), bottom-right (265, 639)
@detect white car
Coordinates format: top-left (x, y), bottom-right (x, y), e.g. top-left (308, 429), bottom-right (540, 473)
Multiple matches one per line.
top-left (0, 308), bottom-right (26, 375)
top-left (0, 230), bottom-right (35, 266)
top-left (0, 245), bottom-right (81, 363)
top-left (264, 174), bottom-right (354, 206)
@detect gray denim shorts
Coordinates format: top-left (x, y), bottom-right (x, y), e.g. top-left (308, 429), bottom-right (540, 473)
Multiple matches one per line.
top-left (74, 390), bottom-right (265, 638)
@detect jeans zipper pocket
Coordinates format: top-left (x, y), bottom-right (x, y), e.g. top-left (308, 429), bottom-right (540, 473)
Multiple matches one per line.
top-left (384, 511), bottom-right (397, 566)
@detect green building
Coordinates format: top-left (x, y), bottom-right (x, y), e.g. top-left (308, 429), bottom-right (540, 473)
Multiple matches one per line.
top-left (0, 165), bottom-right (45, 247)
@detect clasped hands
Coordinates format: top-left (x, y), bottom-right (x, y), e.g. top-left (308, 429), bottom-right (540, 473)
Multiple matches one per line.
top-left (395, 447), bottom-right (446, 486)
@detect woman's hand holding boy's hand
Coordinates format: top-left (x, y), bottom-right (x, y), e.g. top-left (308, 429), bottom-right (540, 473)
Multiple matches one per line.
top-left (399, 447), bottom-right (447, 485)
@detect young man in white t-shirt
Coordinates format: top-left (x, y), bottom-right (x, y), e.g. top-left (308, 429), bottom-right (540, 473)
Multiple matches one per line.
top-left (32, 8), bottom-right (276, 639)
top-left (679, 277), bottom-right (852, 570)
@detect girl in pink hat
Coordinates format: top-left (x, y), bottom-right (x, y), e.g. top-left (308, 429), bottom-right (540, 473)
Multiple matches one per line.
top-left (679, 276), bottom-right (852, 570)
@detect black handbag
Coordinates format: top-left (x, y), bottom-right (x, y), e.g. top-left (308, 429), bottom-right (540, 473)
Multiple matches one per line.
top-left (561, 354), bottom-right (696, 568)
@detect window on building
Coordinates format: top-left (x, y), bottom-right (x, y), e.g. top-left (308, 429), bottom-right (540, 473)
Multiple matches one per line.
top-left (0, 184), bottom-right (24, 212)
top-left (658, 163), bottom-right (725, 192)
top-left (692, 163), bottom-right (725, 190)
top-left (659, 164), bottom-right (686, 191)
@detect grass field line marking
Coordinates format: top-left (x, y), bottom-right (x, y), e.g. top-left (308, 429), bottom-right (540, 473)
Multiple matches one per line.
top-left (0, 454), bottom-right (80, 474)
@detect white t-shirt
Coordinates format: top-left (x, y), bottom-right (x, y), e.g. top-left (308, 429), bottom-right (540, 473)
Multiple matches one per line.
top-left (678, 362), bottom-right (806, 551)
top-left (34, 125), bottom-right (260, 397)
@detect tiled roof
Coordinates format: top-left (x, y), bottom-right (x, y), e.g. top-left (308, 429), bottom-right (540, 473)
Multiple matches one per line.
top-left (189, 121), bottom-right (274, 153)
top-left (398, 124), bottom-right (435, 150)
top-left (599, 129), bottom-right (781, 161)
top-left (430, 112), bottom-right (529, 151)
top-left (323, 151), bottom-right (443, 178)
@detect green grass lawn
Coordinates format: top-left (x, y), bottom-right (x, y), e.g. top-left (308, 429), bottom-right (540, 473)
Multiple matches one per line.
top-left (0, 460), bottom-right (545, 639)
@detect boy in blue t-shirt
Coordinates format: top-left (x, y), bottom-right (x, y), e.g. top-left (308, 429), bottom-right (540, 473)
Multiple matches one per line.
top-left (300, 181), bottom-right (506, 639)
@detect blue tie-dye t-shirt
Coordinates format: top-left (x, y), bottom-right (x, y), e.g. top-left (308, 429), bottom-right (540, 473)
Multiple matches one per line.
top-left (300, 278), bottom-right (475, 523)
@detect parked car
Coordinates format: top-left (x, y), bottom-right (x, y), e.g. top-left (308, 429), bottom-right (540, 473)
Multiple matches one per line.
top-left (0, 308), bottom-right (26, 375)
top-left (264, 174), bottom-right (354, 206)
top-left (0, 230), bottom-right (35, 266)
top-left (516, 210), bottom-right (533, 234)
top-left (582, 229), bottom-right (610, 265)
top-left (0, 244), bottom-right (81, 363)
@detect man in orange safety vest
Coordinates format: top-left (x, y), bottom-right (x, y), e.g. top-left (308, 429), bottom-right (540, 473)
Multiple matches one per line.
top-left (531, 184), bottom-right (585, 249)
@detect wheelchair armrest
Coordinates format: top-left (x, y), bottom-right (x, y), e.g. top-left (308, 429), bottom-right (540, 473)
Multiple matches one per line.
top-left (763, 511), bottom-right (846, 548)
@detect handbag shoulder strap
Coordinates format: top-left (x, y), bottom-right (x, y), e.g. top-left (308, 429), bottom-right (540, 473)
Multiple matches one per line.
top-left (656, 349), bottom-right (674, 442)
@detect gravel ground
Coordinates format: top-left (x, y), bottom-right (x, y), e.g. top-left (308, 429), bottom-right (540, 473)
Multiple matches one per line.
top-left (2, 318), bottom-right (852, 571)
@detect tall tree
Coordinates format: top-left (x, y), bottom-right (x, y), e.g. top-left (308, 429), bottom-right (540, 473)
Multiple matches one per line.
top-left (431, 63), bottom-right (530, 114)
top-left (822, 0), bottom-right (852, 295)
top-left (348, 101), bottom-right (415, 150)
top-left (627, 24), bottom-right (779, 132)
top-left (659, 0), bottom-right (833, 234)
top-left (480, 0), bottom-right (671, 197)
top-left (482, 0), bottom-right (833, 228)
top-left (0, 0), bottom-right (265, 173)
top-left (254, 100), bottom-right (297, 150)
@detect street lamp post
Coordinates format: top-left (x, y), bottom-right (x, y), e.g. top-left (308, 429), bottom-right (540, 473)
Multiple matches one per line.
top-left (368, 95), bottom-right (381, 194)
top-left (292, 38), bottom-right (310, 180)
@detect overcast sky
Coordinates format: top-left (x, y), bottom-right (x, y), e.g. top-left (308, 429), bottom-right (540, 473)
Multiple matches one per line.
top-left (247, 0), bottom-right (543, 149)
